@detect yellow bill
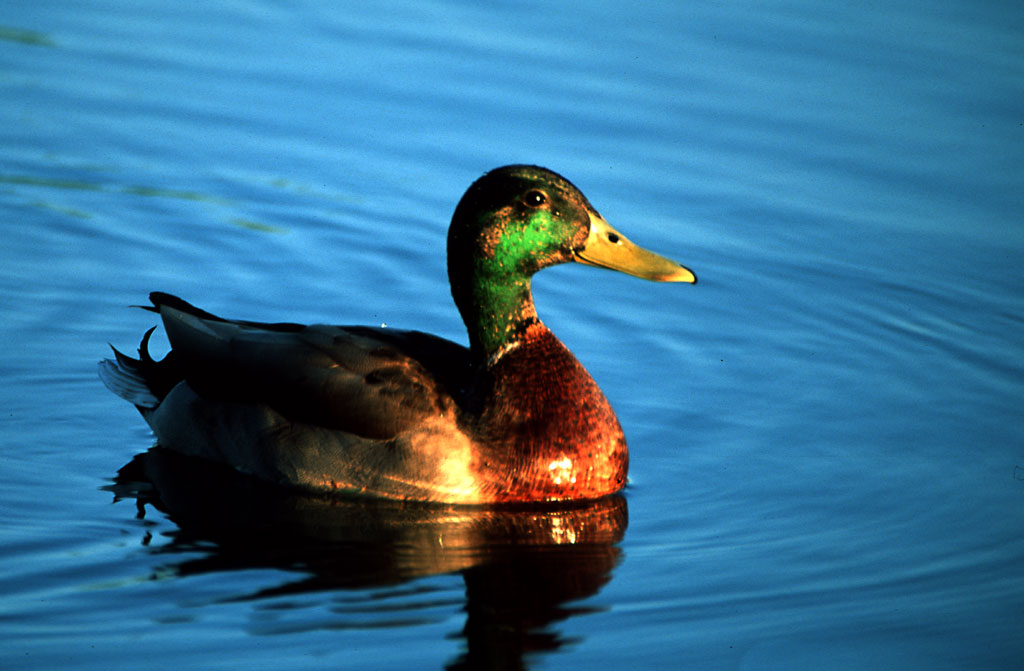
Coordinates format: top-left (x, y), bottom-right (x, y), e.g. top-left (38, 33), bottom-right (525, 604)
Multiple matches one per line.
top-left (574, 212), bottom-right (697, 283)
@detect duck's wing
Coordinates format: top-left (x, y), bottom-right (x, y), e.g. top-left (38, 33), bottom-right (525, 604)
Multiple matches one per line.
top-left (148, 293), bottom-right (473, 440)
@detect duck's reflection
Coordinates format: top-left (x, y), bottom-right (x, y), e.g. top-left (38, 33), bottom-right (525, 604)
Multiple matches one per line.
top-left (108, 448), bottom-right (627, 669)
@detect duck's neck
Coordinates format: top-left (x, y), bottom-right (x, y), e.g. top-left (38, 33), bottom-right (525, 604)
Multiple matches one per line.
top-left (455, 270), bottom-right (539, 362)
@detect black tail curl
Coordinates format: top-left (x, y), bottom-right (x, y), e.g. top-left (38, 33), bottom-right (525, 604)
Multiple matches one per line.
top-left (108, 325), bottom-right (184, 404)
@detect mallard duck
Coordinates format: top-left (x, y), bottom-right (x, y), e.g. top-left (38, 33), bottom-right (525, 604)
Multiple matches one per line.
top-left (99, 165), bottom-right (695, 503)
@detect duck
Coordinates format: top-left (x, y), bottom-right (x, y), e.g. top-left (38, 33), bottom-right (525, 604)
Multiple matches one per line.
top-left (99, 165), bottom-right (696, 504)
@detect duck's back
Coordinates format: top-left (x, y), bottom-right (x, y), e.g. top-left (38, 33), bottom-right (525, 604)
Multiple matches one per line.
top-left (153, 299), bottom-right (473, 439)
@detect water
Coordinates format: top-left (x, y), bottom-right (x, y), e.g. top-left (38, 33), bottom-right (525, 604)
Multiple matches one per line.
top-left (2, 1), bottom-right (1022, 669)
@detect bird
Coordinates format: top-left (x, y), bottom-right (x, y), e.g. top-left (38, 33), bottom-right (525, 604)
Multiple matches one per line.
top-left (99, 165), bottom-right (696, 504)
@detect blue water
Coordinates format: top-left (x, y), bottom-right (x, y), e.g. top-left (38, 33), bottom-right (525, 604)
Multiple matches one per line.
top-left (2, 1), bottom-right (1022, 669)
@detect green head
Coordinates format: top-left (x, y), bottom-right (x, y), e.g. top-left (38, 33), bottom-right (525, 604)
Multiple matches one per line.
top-left (447, 165), bottom-right (695, 359)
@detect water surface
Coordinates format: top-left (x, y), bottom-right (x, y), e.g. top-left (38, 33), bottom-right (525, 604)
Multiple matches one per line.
top-left (1, 2), bottom-right (1022, 669)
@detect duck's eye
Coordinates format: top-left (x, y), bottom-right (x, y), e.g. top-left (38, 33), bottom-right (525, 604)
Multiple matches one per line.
top-left (524, 190), bottom-right (547, 208)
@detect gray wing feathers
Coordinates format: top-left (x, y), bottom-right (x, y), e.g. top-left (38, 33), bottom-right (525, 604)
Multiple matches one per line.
top-left (98, 357), bottom-right (159, 408)
top-left (157, 306), bottom-right (452, 439)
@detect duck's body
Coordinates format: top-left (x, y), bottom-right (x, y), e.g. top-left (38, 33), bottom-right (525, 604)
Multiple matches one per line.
top-left (100, 166), bottom-right (695, 503)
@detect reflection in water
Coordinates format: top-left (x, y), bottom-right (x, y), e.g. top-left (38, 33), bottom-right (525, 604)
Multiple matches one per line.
top-left (0, 174), bottom-right (224, 203)
top-left (0, 25), bottom-right (55, 47)
top-left (0, 173), bottom-right (287, 231)
top-left (107, 448), bottom-right (627, 669)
